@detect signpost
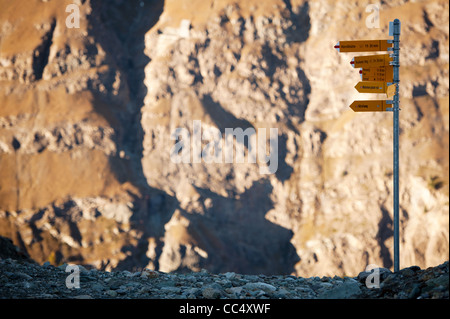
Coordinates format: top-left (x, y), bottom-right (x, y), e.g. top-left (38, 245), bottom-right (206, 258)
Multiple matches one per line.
top-left (354, 81), bottom-right (396, 96)
top-left (360, 66), bottom-right (394, 82)
top-left (349, 100), bottom-right (392, 112)
top-left (351, 54), bottom-right (393, 68)
top-left (386, 84), bottom-right (396, 98)
top-left (335, 19), bottom-right (401, 272)
top-left (334, 40), bottom-right (393, 52)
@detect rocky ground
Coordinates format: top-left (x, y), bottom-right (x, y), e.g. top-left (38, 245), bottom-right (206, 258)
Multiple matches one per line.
top-left (1, 0), bottom-right (448, 279)
top-left (0, 256), bottom-right (448, 299)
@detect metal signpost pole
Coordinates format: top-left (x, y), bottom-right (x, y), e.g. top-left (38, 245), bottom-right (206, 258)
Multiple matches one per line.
top-left (391, 19), bottom-right (401, 273)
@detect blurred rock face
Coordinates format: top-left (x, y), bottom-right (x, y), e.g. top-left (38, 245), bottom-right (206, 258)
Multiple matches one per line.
top-left (0, 0), bottom-right (448, 276)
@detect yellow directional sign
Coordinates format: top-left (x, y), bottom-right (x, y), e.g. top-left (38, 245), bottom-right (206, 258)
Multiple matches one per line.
top-left (349, 100), bottom-right (391, 112)
top-left (354, 81), bottom-right (397, 97)
top-left (351, 54), bottom-right (393, 68)
top-left (355, 81), bottom-right (388, 93)
top-left (360, 66), bottom-right (394, 82)
top-left (334, 40), bottom-right (393, 52)
top-left (386, 83), bottom-right (396, 98)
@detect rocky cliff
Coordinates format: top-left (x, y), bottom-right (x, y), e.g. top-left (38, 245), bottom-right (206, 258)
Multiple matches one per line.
top-left (0, 0), bottom-right (448, 277)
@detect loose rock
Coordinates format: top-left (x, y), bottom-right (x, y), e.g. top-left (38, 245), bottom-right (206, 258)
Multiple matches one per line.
top-left (0, 258), bottom-right (448, 299)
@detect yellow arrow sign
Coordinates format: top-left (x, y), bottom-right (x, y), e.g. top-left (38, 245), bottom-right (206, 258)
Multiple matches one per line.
top-left (360, 66), bottom-right (394, 82)
top-left (355, 81), bottom-right (397, 97)
top-left (349, 100), bottom-right (391, 112)
top-left (351, 54), bottom-right (393, 68)
top-left (355, 81), bottom-right (387, 93)
top-left (334, 40), bottom-right (393, 52)
top-left (386, 83), bottom-right (396, 98)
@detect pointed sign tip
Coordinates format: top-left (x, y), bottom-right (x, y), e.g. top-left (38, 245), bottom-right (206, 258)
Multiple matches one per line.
top-left (349, 100), bottom-right (387, 112)
top-left (334, 42), bottom-right (340, 51)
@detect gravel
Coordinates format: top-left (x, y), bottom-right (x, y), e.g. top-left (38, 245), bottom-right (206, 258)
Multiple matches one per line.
top-left (0, 258), bottom-right (448, 299)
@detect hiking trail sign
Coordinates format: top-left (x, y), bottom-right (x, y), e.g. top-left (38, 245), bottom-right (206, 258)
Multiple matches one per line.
top-left (334, 19), bottom-right (401, 272)
top-left (350, 53), bottom-right (393, 68)
top-left (334, 40), bottom-right (393, 52)
top-left (360, 66), bottom-right (394, 83)
top-left (354, 81), bottom-right (396, 97)
top-left (349, 99), bottom-right (391, 112)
